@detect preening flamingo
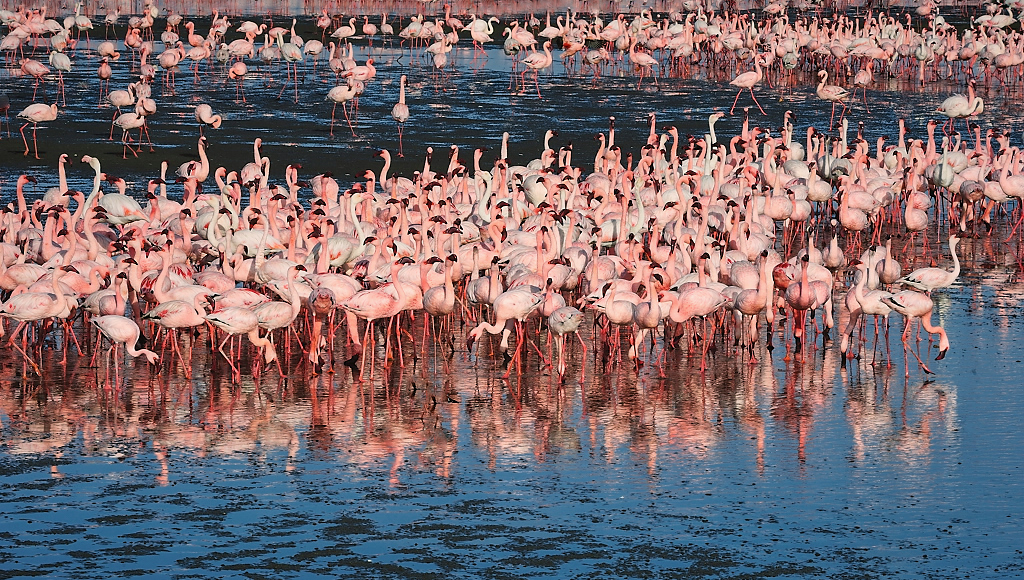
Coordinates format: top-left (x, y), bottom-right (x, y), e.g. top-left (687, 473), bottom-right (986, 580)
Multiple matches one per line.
top-left (326, 83), bottom-right (359, 136)
top-left (194, 103), bottom-right (222, 136)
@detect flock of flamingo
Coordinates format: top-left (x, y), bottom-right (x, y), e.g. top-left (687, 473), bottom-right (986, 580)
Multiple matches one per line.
top-left (3, 0), bottom-right (1021, 152)
top-left (0, 0), bottom-right (1014, 385)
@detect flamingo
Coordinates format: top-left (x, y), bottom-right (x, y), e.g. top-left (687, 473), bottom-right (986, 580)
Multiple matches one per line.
top-left (391, 74), bottom-right (409, 157)
top-left (48, 50), bottom-right (71, 106)
top-left (728, 56), bottom-right (766, 115)
top-left (784, 254), bottom-right (818, 356)
top-left (20, 58), bottom-right (50, 100)
top-left (883, 290), bottom-right (950, 375)
top-left (96, 57), bottom-right (112, 101)
top-left (0, 265), bottom-right (78, 373)
top-left (422, 255), bottom-right (457, 321)
top-left (112, 107), bottom-right (146, 158)
top-left (17, 103), bottom-right (58, 159)
top-left (937, 79), bottom-right (983, 135)
top-left (628, 40), bottom-right (660, 89)
top-left (91, 315), bottom-right (159, 384)
top-left (548, 306), bottom-right (586, 378)
top-left (897, 236), bottom-right (960, 292)
top-left (253, 265), bottom-right (306, 361)
top-left (326, 83), bottom-right (359, 136)
top-left (194, 103), bottom-right (222, 136)
top-left (205, 306), bottom-right (277, 382)
top-left (143, 297), bottom-right (207, 376)
top-left (228, 61), bottom-right (248, 102)
top-left (520, 41), bottom-right (553, 98)
top-left (851, 60), bottom-right (874, 112)
top-left (816, 70), bottom-right (848, 130)
top-left (277, 30), bottom-right (303, 102)
top-left (841, 259), bottom-right (893, 365)
top-left (340, 257), bottom-right (415, 379)
top-left (176, 136), bottom-right (210, 182)
top-left (466, 286), bottom-right (543, 363)
top-left (331, 18), bottom-right (357, 43)
top-left (730, 250), bottom-right (771, 362)
top-left (362, 16), bottom-right (378, 47)
top-left (106, 83), bottom-right (137, 140)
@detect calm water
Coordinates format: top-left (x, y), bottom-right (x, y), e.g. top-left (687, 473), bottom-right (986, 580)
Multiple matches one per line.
top-left (2, 13), bottom-right (1024, 579)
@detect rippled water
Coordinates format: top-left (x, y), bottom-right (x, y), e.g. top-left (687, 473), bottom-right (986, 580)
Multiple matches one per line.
top-left (2, 11), bottom-right (1024, 580)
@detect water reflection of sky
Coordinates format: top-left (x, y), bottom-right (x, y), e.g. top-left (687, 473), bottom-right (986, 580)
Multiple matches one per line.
top-left (2, 260), bottom-right (1022, 576)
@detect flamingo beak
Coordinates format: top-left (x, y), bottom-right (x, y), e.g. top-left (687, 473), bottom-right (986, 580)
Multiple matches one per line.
top-left (935, 348), bottom-right (947, 361)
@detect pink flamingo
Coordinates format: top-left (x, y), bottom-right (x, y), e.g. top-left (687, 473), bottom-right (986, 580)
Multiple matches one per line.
top-left (112, 107), bottom-right (146, 159)
top-left (91, 315), bottom-right (159, 385)
top-left (307, 285), bottom-right (336, 369)
top-left (176, 136), bottom-right (210, 182)
top-left (882, 290), bottom-right (950, 375)
top-left (205, 306), bottom-right (277, 382)
top-left (143, 297), bottom-right (207, 377)
top-left (276, 31), bottom-right (303, 102)
top-left (520, 41), bottom-right (553, 98)
top-left (999, 154), bottom-right (1024, 240)
top-left (391, 74), bottom-right (409, 156)
top-left (17, 103), bottom-right (57, 159)
top-left (628, 40), bottom-right (660, 89)
top-left (326, 83), bottom-right (358, 136)
top-left (194, 103), bottom-right (222, 136)
top-left (729, 57), bottom-right (766, 115)
top-left (20, 58), bottom-right (49, 100)
top-left (0, 265), bottom-right (76, 374)
top-left (422, 254), bottom-right (457, 340)
top-left (106, 83), bottom-right (137, 140)
top-left (466, 286), bottom-right (543, 375)
top-left (340, 257), bottom-right (415, 379)
top-left (936, 79), bottom-right (983, 135)
top-left (730, 250), bottom-right (772, 362)
top-left (897, 236), bottom-right (960, 292)
top-left (784, 255), bottom-right (817, 356)
top-left (97, 57), bottom-right (112, 101)
top-left (228, 61), bottom-right (248, 102)
top-left (548, 306), bottom-right (586, 378)
top-left (851, 60), bottom-right (874, 113)
top-left (816, 70), bottom-right (848, 131)
top-left (253, 265), bottom-right (306, 370)
top-left (841, 259), bottom-right (893, 365)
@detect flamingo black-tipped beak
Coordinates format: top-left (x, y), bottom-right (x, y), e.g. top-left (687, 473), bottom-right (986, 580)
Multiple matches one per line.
top-left (466, 336), bottom-right (475, 353)
top-left (935, 348), bottom-right (948, 361)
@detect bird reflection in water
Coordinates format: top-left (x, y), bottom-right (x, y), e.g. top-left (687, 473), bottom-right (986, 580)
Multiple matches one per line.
top-left (0, 276), bottom-right (962, 487)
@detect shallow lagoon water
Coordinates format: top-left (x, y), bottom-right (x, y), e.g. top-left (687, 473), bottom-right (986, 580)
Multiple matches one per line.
top-left (2, 12), bottom-right (1024, 579)
top-left (4, 276), bottom-right (1024, 579)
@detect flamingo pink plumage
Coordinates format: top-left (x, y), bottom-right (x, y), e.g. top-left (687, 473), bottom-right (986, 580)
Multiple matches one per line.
top-left (816, 70), bottom-right (848, 130)
top-left (883, 290), bottom-right (950, 375)
top-left (729, 57), bottom-right (766, 115)
top-left (17, 103), bottom-right (57, 159)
